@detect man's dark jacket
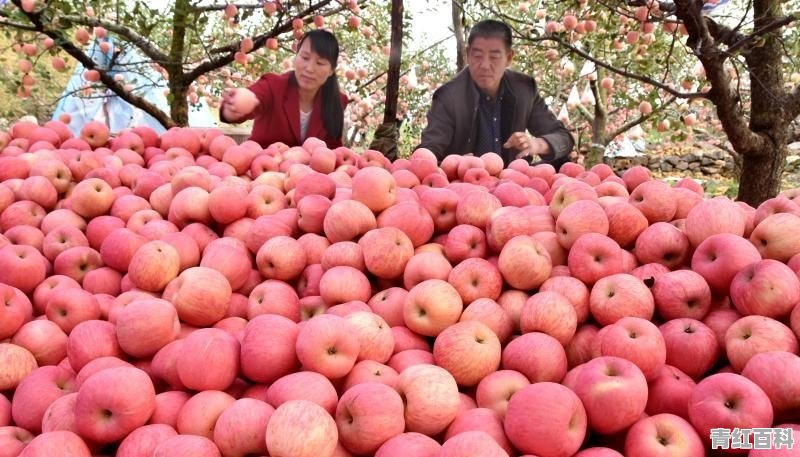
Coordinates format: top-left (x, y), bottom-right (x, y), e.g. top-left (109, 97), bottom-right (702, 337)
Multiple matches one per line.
top-left (418, 68), bottom-right (575, 169)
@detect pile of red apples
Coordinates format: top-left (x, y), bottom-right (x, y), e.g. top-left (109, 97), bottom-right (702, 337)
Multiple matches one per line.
top-left (1, 117), bottom-right (799, 457)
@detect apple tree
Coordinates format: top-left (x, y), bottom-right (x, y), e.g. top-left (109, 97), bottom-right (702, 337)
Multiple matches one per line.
top-left (460, 0), bottom-right (800, 205)
top-left (0, 0), bottom-right (371, 128)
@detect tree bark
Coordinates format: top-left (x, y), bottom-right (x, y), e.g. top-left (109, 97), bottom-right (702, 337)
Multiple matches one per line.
top-left (383, 0), bottom-right (403, 124)
top-left (452, 0), bottom-right (466, 71)
top-left (673, 0), bottom-right (790, 205)
top-left (736, 0), bottom-right (787, 205)
top-left (738, 146), bottom-right (788, 207)
top-left (167, 0), bottom-right (190, 126)
top-left (586, 78), bottom-right (609, 167)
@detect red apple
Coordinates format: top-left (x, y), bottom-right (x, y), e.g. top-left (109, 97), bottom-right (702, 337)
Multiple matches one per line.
top-left (265, 371), bottom-right (338, 414)
top-left (660, 318), bottom-right (719, 380)
top-left (504, 382), bottom-right (587, 457)
top-left (628, 179), bottom-right (676, 223)
top-left (403, 279), bottom-right (463, 337)
top-left (520, 291), bottom-right (577, 346)
top-left (568, 233), bottom-right (625, 286)
top-left (725, 315), bottom-right (799, 372)
top-left (684, 197), bottom-right (747, 247)
top-left (646, 365), bottom-right (697, 420)
top-left (11, 365), bottom-right (75, 434)
top-left (351, 166), bottom-right (397, 212)
top-left (115, 298), bottom-right (180, 358)
top-left (213, 398), bottom-right (272, 457)
top-left (433, 320), bottom-right (501, 387)
top-left (152, 434), bottom-right (222, 457)
top-left (651, 269), bottom-right (713, 320)
top-left (295, 313), bottom-right (360, 379)
top-left (444, 224), bottom-right (488, 263)
top-left (176, 328), bottom-right (239, 391)
top-left (266, 400), bottom-right (338, 457)
top-left (730, 259), bottom-right (800, 319)
top-left (439, 430), bottom-right (509, 457)
top-left (395, 363), bottom-right (460, 436)
top-left (163, 266), bottom-right (232, 326)
top-left (624, 413), bottom-right (705, 457)
top-left (117, 424), bottom-right (177, 457)
top-left (688, 373), bottom-right (774, 450)
top-left (501, 332), bottom-right (567, 383)
top-left (475, 369), bottom-right (530, 419)
top-left (634, 222), bottom-right (691, 269)
top-left (17, 430), bottom-right (92, 457)
top-left (375, 432), bottom-right (441, 457)
top-left (749, 213), bottom-right (800, 262)
top-left (691, 233), bottom-right (762, 296)
top-left (599, 316), bottom-right (666, 381)
top-left (589, 273), bottom-right (655, 325)
top-left (127, 240), bottom-right (181, 292)
top-left (336, 381), bottom-right (405, 455)
top-left (359, 227), bottom-right (414, 280)
top-left (497, 235), bottom-right (552, 290)
top-left (11, 319), bottom-right (68, 366)
top-left (0, 244), bottom-right (47, 294)
top-left (572, 356), bottom-right (649, 435)
top-left (74, 366), bottom-right (156, 443)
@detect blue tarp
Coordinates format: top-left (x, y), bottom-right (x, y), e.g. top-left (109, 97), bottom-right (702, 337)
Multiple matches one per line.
top-left (52, 36), bottom-right (216, 135)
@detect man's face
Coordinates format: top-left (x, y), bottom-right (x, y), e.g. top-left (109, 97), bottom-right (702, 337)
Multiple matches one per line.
top-left (467, 36), bottom-right (513, 97)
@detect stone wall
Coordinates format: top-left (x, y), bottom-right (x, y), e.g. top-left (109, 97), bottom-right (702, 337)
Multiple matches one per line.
top-left (605, 146), bottom-right (800, 178)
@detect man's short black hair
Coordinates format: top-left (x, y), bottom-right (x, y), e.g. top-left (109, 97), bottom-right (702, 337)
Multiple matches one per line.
top-left (468, 19), bottom-right (513, 50)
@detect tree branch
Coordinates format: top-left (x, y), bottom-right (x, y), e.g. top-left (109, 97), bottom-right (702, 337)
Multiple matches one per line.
top-left (724, 14), bottom-right (797, 55)
top-left (673, 0), bottom-right (766, 156)
top-left (192, 2), bottom-right (275, 13)
top-left (0, 19), bottom-right (38, 31)
top-left (59, 15), bottom-right (169, 64)
top-left (205, 0), bottom-right (344, 56)
top-left (610, 95), bottom-right (677, 139)
top-left (17, 11), bottom-right (173, 127)
top-left (541, 35), bottom-right (706, 100)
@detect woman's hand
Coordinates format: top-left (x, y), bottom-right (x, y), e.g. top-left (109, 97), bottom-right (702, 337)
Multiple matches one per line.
top-left (504, 132), bottom-right (550, 159)
top-left (221, 88), bottom-right (260, 123)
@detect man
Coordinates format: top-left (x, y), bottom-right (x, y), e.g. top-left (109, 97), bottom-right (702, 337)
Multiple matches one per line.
top-left (418, 19), bottom-right (574, 169)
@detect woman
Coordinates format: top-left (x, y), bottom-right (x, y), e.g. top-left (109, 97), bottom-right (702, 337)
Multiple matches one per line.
top-left (220, 29), bottom-right (348, 148)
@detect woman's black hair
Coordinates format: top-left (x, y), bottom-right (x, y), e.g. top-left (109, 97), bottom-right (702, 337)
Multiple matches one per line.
top-left (296, 29), bottom-right (344, 139)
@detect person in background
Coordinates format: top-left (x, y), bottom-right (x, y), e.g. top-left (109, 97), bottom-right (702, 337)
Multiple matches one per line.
top-left (418, 19), bottom-right (574, 169)
top-left (220, 29), bottom-right (348, 148)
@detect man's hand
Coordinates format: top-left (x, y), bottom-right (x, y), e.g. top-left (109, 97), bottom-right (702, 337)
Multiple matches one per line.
top-left (221, 88), bottom-right (259, 123)
top-left (503, 132), bottom-right (550, 160)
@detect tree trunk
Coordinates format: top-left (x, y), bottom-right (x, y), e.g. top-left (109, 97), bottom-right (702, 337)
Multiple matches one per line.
top-left (167, 0), bottom-right (190, 126)
top-left (383, 0), bottom-right (403, 124)
top-left (452, 0), bottom-right (466, 71)
top-left (169, 82), bottom-right (190, 127)
top-left (584, 79), bottom-right (609, 167)
top-left (735, 0), bottom-right (787, 205)
top-left (737, 143), bottom-right (787, 207)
